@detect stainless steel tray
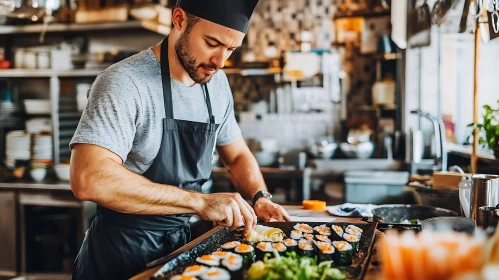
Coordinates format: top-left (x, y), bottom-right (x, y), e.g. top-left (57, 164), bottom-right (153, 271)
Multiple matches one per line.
top-left (152, 221), bottom-right (377, 280)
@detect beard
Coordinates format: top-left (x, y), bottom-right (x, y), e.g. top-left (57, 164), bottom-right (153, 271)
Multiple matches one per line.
top-left (175, 33), bottom-right (218, 84)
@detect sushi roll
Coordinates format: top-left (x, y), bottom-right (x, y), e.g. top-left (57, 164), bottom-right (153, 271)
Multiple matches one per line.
top-left (304, 233), bottom-right (314, 241)
top-left (221, 241), bottom-right (241, 252)
top-left (298, 242), bottom-right (315, 257)
top-left (313, 240), bottom-right (330, 251)
top-left (200, 267), bottom-right (230, 280)
top-left (221, 255), bottom-right (244, 279)
top-left (345, 225), bottom-right (363, 237)
top-left (283, 238), bottom-right (298, 252)
top-left (290, 230), bottom-right (303, 240)
top-left (331, 225), bottom-right (344, 241)
top-left (315, 235), bottom-right (331, 243)
top-left (294, 223), bottom-right (313, 234)
top-left (172, 276), bottom-right (198, 280)
top-left (211, 251), bottom-right (232, 260)
top-left (319, 244), bottom-right (335, 263)
top-left (332, 241), bottom-right (354, 266)
top-left (272, 242), bottom-right (287, 256)
top-left (196, 255), bottom-right (220, 267)
top-left (343, 233), bottom-right (360, 252)
top-left (314, 224), bottom-right (332, 236)
top-left (234, 243), bottom-right (255, 268)
top-left (255, 242), bottom-right (273, 261)
top-left (298, 238), bottom-right (312, 245)
top-left (183, 265), bottom-right (208, 277)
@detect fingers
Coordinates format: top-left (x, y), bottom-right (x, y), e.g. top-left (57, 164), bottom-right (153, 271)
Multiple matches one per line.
top-left (281, 206), bottom-right (291, 221)
top-left (230, 201), bottom-right (244, 232)
top-left (235, 194), bottom-right (255, 236)
top-left (220, 206), bottom-right (234, 228)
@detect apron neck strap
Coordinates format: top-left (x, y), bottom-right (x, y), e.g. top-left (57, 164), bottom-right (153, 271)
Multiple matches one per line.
top-left (160, 37), bottom-right (216, 124)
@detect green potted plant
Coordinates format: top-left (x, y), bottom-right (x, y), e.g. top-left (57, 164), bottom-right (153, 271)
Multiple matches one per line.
top-left (468, 101), bottom-right (499, 158)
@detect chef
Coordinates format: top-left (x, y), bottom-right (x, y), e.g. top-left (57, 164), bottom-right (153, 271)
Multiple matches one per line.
top-left (69, 0), bottom-right (289, 279)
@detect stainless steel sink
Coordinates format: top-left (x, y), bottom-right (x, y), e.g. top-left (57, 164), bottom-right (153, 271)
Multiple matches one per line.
top-left (310, 159), bottom-right (404, 175)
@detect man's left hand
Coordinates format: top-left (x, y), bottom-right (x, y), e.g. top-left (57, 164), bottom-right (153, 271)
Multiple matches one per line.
top-left (254, 198), bottom-right (291, 222)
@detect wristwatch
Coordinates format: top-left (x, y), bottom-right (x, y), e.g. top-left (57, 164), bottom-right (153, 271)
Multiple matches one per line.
top-left (252, 190), bottom-right (272, 206)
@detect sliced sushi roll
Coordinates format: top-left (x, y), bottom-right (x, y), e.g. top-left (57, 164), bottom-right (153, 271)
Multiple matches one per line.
top-left (331, 225), bottom-right (344, 241)
top-left (304, 233), bottom-right (314, 241)
top-left (294, 223), bottom-right (313, 234)
top-left (319, 244), bottom-right (335, 263)
top-left (221, 255), bottom-right (244, 280)
top-left (315, 234), bottom-right (331, 243)
top-left (255, 242), bottom-right (273, 261)
top-left (343, 233), bottom-right (360, 252)
top-left (211, 251), bottom-right (232, 260)
top-left (314, 224), bottom-right (332, 236)
top-left (298, 238), bottom-right (312, 245)
top-left (298, 241), bottom-right (315, 257)
top-left (221, 241), bottom-right (241, 252)
top-left (172, 275), bottom-right (198, 280)
top-left (183, 265), bottom-right (209, 277)
top-left (196, 255), bottom-right (220, 267)
top-left (313, 240), bottom-right (330, 251)
top-left (345, 225), bottom-right (363, 237)
top-left (200, 267), bottom-right (231, 280)
top-left (234, 243), bottom-right (255, 268)
top-left (332, 241), bottom-right (353, 266)
top-left (290, 230), bottom-right (303, 240)
top-left (272, 242), bottom-right (287, 256)
top-left (283, 238), bottom-right (298, 252)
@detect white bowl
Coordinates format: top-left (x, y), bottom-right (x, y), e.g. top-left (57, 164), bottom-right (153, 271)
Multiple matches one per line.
top-left (54, 164), bottom-right (70, 181)
top-left (30, 168), bottom-right (47, 182)
top-left (24, 99), bottom-right (51, 115)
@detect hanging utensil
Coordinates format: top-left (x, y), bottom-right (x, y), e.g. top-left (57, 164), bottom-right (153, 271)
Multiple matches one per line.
top-left (431, 0), bottom-right (453, 26)
top-left (409, 0), bottom-right (432, 48)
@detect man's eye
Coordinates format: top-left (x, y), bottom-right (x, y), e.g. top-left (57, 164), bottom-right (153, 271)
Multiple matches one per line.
top-left (206, 41), bottom-right (217, 47)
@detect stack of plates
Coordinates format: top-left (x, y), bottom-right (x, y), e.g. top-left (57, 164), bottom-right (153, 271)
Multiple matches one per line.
top-left (0, 102), bottom-right (16, 117)
top-left (5, 131), bottom-right (31, 169)
top-left (32, 134), bottom-right (52, 161)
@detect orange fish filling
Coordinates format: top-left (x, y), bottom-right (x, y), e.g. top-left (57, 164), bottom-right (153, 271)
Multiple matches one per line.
top-left (207, 271), bottom-right (220, 277)
top-left (213, 251), bottom-right (229, 257)
top-left (321, 244), bottom-right (333, 253)
top-left (305, 234), bottom-right (314, 240)
top-left (300, 225), bottom-right (312, 232)
top-left (299, 243), bottom-right (311, 250)
top-left (335, 242), bottom-right (348, 251)
top-left (200, 255), bottom-right (215, 261)
top-left (178, 277), bottom-right (195, 280)
top-left (273, 243), bottom-right (286, 250)
top-left (238, 244), bottom-right (251, 251)
top-left (185, 265), bottom-right (203, 272)
top-left (257, 243), bottom-right (270, 250)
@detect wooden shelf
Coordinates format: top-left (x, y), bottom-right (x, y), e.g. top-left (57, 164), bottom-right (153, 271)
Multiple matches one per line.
top-left (0, 21), bottom-right (145, 35)
top-left (0, 67), bottom-right (282, 78)
top-left (333, 10), bottom-right (390, 20)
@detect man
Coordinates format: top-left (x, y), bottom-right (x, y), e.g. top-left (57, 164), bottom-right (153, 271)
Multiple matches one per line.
top-left (69, 0), bottom-right (290, 279)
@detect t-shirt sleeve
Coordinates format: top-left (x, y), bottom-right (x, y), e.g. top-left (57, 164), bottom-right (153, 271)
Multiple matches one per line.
top-left (216, 73), bottom-right (242, 146)
top-left (69, 69), bottom-right (140, 162)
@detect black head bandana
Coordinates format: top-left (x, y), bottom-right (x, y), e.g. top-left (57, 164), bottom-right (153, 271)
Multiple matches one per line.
top-left (176, 0), bottom-right (259, 33)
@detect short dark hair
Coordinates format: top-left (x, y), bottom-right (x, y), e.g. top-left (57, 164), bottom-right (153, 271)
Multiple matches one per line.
top-left (184, 11), bottom-right (200, 35)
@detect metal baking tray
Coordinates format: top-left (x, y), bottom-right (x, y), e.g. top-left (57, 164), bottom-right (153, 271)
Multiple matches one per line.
top-left (152, 222), bottom-right (377, 280)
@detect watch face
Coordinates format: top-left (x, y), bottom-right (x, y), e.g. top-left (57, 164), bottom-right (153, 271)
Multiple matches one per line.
top-left (264, 192), bottom-right (272, 199)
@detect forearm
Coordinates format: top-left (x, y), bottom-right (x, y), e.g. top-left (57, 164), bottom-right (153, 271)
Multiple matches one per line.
top-left (225, 152), bottom-right (267, 200)
top-left (73, 157), bottom-right (203, 215)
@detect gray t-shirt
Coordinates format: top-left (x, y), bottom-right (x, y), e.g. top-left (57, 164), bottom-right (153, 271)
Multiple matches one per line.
top-left (70, 48), bottom-right (241, 174)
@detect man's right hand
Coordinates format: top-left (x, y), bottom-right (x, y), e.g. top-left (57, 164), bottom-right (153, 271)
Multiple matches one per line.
top-left (194, 192), bottom-right (257, 237)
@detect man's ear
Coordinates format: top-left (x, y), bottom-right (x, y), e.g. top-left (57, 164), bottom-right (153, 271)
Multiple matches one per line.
top-left (172, 7), bottom-right (188, 32)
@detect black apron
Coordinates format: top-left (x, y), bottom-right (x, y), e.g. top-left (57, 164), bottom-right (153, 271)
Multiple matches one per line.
top-left (72, 37), bottom-right (219, 280)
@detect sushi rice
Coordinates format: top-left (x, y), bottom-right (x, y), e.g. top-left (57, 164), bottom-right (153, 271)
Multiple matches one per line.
top-left (182, 265), bottom-right (208, 276)
top-left (196, 255), bottom-right (220, 267)
top-left (172, 275), bottom-right (198, 280)
top-left (345, 225), bottom-right (363, 237)
top-left (319, 244), bottom-right (335, 262)
top-left (272, 242), bottom-right (287, 255)
top-left (314, 225), bottom-right (332, 236)
top-left (290, 230), bottom-right (303, 240)
top-left (331, 225), bottom-right (344, 241)
top-left (200, 267), bottom-right (230, 280)
top-left (313, 240), bottom-right (330, 250)
top-left (255, 242), bottom-right (273, 260)
top-left (211, 251), bottom-right (232, 259)
top-left (298, 241), bottom-right (315, 257)
top-left (315, 234), bottom-right (331, 243)
top-left (343, 233), bottom-right (360, 252)
top-left (304, 233), bottom-right (314, 240)
top-left (221, 241), bottom-right (241, 252)
top-left (221, 255), bottom-right (244, 279)
top-left (234, 243), bottom-right (255, 267)
top-left (283, 238), bottom-right (298, 252)
top-left (294, 223), bottom-right (313, 234)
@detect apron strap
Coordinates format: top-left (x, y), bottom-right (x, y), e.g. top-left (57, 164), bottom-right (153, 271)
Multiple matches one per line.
top-left (160, 37), bottom-right (174, 119)
top-left (203, 84), bottom-right (216, 124)
top-left (160, 36), bottom-right (215, 124)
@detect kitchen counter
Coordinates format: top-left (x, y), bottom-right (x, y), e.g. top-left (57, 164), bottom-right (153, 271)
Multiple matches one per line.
top-left (131, 205), bottom-right (383, 280)
top-left (0, 181), bottom-right (71, 191)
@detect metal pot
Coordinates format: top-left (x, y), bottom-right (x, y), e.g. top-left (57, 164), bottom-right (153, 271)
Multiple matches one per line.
top-left (477, 205), bottom-right (499, 229)
top-left (366, 204), bottom-right (459, 229)
top-left (421, 216), bottom-right (476, 235)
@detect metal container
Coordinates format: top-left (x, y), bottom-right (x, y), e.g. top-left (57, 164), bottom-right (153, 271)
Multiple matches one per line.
top-left (470, 174), bottom-right (499, 221)
top-left (421, 216), bottom-right (476, 235)
top-left (477, 205), bottom-right (499, 229)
